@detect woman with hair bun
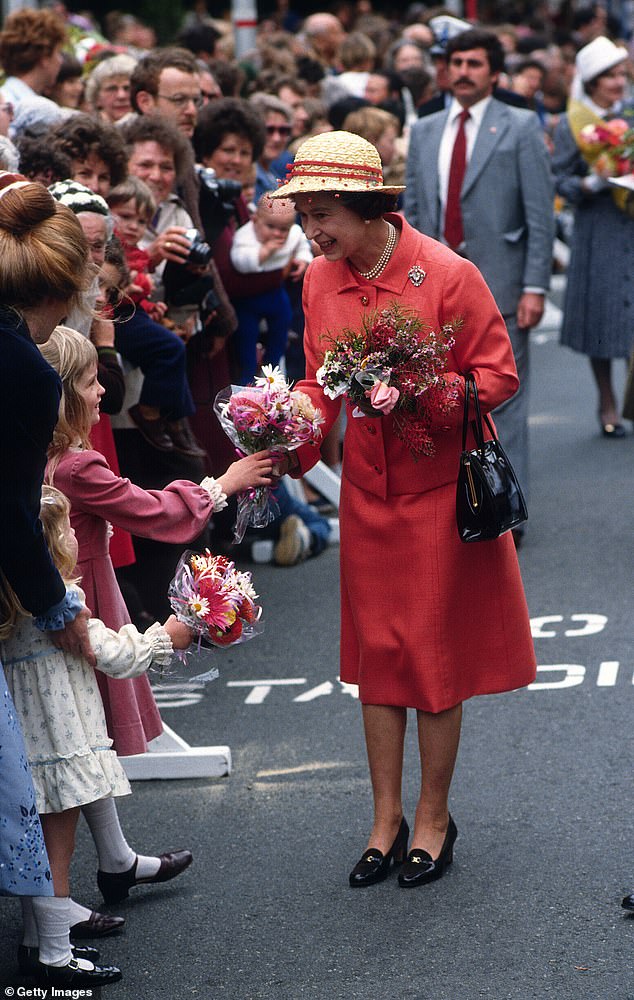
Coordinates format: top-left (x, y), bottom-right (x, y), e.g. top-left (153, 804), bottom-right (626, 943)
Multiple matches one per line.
top-left (0, 172), bottom-right (100, 968)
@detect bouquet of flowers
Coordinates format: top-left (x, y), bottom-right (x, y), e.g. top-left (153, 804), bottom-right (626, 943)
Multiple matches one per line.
top-left (168, 549), bottom-right (263, 648)
top-left (576, 114), bottom-right (634, 214)
top-left (577, 117), bottom-right (634, 177)
top-left (316, 302), bottom-right (460, 458)
top-left (214, 366), bottom-right (323, 542)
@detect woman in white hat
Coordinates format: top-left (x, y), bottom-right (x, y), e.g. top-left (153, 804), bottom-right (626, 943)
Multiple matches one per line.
top-left (270, 131), bottom-right (536, 889)
top-left (553, 36), bottom-right (633, 437)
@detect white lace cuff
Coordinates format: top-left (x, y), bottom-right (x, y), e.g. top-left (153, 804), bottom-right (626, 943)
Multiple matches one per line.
top-left (144, 622), bottom-right (174, 667)
top-left (200, 476), bottom-right (228, 513)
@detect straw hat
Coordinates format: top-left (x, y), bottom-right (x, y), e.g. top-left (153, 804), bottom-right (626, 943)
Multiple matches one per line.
top-left (575, 36), bottom-right (627, 83)
top-left (269, 130), bottom-right (406, 199)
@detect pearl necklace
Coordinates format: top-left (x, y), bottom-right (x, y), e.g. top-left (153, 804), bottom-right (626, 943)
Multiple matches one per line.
top-left (355, 221), bottom-right (397, 281)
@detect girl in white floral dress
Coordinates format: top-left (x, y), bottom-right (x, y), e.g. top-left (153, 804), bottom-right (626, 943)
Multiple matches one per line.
top-left (0, 486), bottom-right (193, 988)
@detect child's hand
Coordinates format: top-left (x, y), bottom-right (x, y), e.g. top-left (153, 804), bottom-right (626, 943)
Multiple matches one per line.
top-left (147, 300), bottom-right (168, 322)
top-left (218, 450), bottom-right (274, 496)
top-left (163, 614), bottom-right (195, 649)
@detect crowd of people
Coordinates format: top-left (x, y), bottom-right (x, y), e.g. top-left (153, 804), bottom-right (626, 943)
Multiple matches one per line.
top-left (0, 0), bottom-right (633, 988)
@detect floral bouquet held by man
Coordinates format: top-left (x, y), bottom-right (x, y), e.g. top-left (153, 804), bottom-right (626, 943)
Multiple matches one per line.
top-left (317, 302), bottom-right (460, 459)
top-left (215, 366), bottom-right (323, 542)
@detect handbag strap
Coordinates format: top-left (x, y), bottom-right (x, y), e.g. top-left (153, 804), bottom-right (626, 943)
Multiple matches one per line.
top-left (462, 374), bottom-right (498, 452)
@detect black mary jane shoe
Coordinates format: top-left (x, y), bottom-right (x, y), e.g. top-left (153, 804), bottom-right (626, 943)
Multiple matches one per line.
top-left (18, 944), bottom-right (99, 977)
top-left (398, 815), bottom-right (457, 888)
top-left (35, 957), bottom-right (122, 986)
top-left (621, 894), bottom-right (634, 912)
top-left (349, 817), bottom-right (409, 887)
top-left (97, 849), bottom-right (193, 904)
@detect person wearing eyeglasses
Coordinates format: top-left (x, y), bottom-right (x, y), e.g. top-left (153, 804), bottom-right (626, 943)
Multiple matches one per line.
top-left (249, 93), bottom-right (294, 202)
top-left (130, 47), bottom-right (203, 140)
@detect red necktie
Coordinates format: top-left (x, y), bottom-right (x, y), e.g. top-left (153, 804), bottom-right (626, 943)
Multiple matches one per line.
top-left (444, 108), bottom-right (470, 249)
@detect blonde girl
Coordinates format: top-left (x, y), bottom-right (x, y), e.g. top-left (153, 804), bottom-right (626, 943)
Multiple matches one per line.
top-left (1, 486), bottom-right (193, 987)
top-left (38, 326), bottom-right (273, 919)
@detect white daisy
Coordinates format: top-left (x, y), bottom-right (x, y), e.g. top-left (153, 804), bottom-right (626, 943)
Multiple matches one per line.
top-left (254, 365), bottom-right (288, 391)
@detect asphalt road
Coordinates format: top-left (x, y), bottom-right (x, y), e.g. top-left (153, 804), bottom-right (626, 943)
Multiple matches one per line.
top-left (1, 298), bottom-right (633, 1000)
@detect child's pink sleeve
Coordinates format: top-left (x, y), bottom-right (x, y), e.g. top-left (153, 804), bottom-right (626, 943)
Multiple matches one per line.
top-left (65, 450), bottom-right (214, 543)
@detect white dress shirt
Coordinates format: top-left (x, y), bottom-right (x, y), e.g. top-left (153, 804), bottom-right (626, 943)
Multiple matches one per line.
top-left (437, 95), bottom-right (492, 237)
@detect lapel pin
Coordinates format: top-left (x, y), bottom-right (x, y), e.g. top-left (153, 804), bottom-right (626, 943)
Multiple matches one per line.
top-left (408, 265), bottom-right (426, 287)
top-left (489, 126), bottom-right (497, 133)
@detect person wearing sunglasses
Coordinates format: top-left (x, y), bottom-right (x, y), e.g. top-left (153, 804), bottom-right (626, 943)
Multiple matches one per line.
top-left (130, 47), bottom-right (203, 140)
top-left (249, 93), bottom-right (294, 202)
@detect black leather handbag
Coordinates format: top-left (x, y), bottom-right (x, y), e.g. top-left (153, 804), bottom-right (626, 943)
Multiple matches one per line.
top-left (456, 374), bottom-right (528, 543)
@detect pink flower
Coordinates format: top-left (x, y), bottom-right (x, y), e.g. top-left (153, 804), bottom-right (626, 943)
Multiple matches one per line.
top-left (366, 380), bottom-right (400, 414)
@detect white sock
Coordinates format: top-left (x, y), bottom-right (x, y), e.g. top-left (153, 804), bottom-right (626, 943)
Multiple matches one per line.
top-left (20, 897), bottom-right (39, 948)
top-left (81, 796), bottom-right (136, 872)
top-left (82, 795), bottom-right (160, 878)
top-left (67, 898), bottom-right (93, 926)
top-left (31, 896), bottom-right (73, 967)
top-left (133, 853), bottom-right (161, 879)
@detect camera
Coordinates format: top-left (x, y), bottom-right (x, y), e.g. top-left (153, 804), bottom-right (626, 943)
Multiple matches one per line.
top-left (182, 227), bottom-right (213, 267)
top-left (197, 165), bottom-right (242, 246)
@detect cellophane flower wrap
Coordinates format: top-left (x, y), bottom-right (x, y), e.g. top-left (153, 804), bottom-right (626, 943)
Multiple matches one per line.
top-left (214, 366), bottom-right (323, 542)
top-left (168, 549), bottom-right (263, 649)
top-left (316, 302), bottom-right (460, 458)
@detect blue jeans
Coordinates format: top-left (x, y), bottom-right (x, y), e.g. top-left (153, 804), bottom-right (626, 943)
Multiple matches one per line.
top-left (234, 288), bottom-right (292, 384)
top-left (273, 481), bottom-right (330, 556)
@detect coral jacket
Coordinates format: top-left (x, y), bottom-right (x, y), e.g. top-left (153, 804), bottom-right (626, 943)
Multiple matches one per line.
top-left (294, 214), bottom-right (519, 499)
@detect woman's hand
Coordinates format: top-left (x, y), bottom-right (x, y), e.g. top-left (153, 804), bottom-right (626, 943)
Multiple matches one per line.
top-left (270, 451), bottom-right (299, 482)
top-left (163, 614), bottom-right (195, 650)
top-left (147, 226), bottom-right (192, 267)
top-left (218, 450), bottom-right (275, 496)
top-left (49, 608), bottom-right (97, 667)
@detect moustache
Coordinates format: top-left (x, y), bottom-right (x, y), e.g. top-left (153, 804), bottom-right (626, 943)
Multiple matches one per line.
top-left (455, 78), bottom-right (474, 85)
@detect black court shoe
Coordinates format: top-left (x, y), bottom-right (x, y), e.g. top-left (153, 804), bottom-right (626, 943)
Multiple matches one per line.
top-left (349, 817), bottom-right (409, 887)
top-left (398, 815), bottom-right (457, 888)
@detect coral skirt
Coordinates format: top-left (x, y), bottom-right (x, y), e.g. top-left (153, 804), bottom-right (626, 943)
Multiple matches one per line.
top-left (338, 477), bottom-right (536, 713)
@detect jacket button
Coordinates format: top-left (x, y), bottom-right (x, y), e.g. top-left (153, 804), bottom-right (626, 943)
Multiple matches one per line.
top-left (374, 465), bottom-right (382, 475)
top-left (361, 295), bottom-right (369, 305)
top-left (367, 425), bottom-right (376, 435)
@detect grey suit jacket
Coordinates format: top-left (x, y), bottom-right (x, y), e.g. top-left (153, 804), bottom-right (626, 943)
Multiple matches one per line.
top-left (404, 98), bottom-right (554, 316)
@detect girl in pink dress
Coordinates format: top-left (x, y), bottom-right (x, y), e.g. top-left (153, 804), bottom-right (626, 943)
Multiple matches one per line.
top-left (38, 325), bottom-right (273, 923)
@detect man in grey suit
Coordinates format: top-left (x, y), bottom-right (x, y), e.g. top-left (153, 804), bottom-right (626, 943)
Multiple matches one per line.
top-left (405, 29), bottom-right (554, 538)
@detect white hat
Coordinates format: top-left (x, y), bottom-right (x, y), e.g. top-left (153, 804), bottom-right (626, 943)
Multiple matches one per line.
top-left (428, 15), bottom-right (472, 55)
top-left (575, 36), bottom-right (627, 83)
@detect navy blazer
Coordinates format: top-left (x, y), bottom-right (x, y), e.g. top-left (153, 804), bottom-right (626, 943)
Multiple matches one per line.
top-left (0, 307), bottom-right (66, 617)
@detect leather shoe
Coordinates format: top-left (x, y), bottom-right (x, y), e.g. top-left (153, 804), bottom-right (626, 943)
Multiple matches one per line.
top-left (18, 944), bottom-right (99, 976)
top-left (97, 849), bottom-right (193, 904)
top-left (398, 815), bottom-right (457, 888)
top-left (622, 894), bottom-right (634, 911)
top-left (35, 957), bottom-right (122, 986)
top-left (70, 911), bottom-right (125, 939)
top-left (349, 817), bottom-right (409, 887)
top-left (129, 404), bottom-right (174, 451)
top-left (167, 419), bottom-right (207, 458)
top-left (602, 423), bottom-right (626, 438)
